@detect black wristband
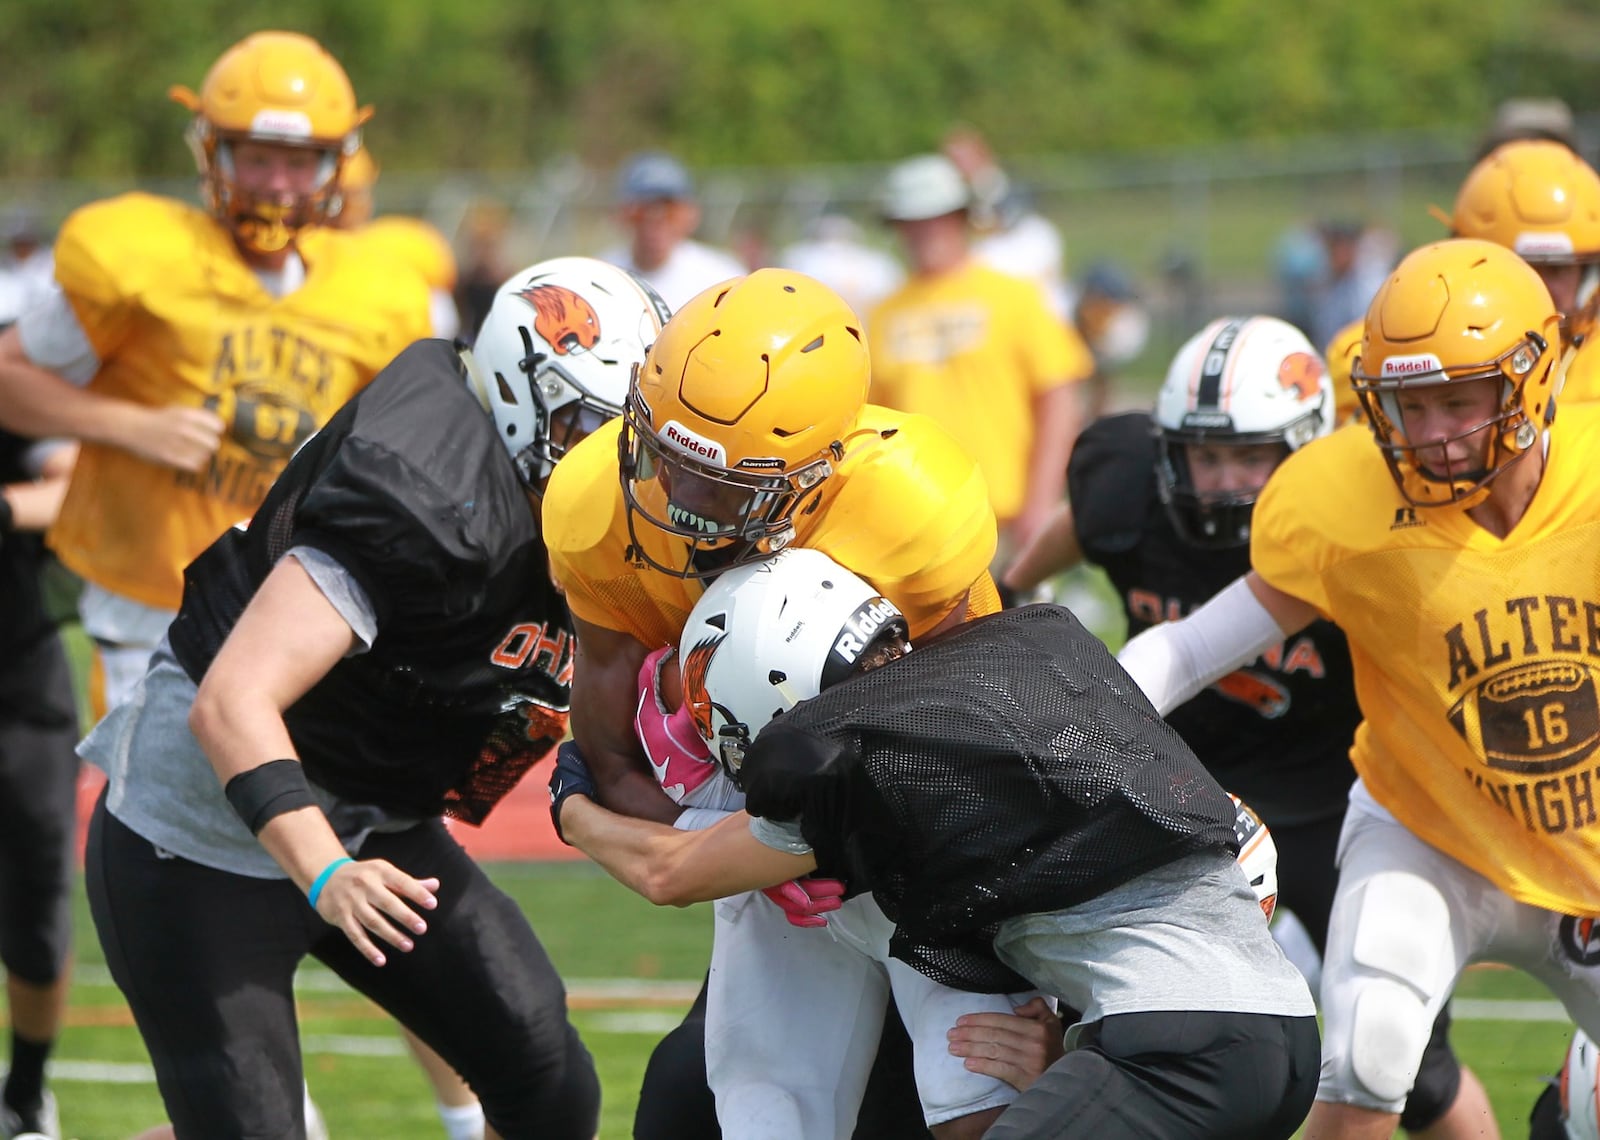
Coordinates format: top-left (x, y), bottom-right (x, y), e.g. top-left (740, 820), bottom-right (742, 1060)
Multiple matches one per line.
top-left (0, 492), bottom-right (13, 534)
top-left (224, 759), bottom-right (317, 836)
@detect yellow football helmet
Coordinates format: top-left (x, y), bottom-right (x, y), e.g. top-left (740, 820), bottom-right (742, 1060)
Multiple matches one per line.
top-left (620, 269), bottom-right (870, 578)
top-left (170, 31), bottom-right (371, 254)
top-left (1444, 140), bottom-right (1600, 339)
top-left (1351, 239), bottom-right (1560, 509)
top-left (1322, 318), bottom-right (1366, 427)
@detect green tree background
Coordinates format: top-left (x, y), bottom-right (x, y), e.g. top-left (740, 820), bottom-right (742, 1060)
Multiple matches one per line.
top-left (1, 0), bottom-right (1596, 180)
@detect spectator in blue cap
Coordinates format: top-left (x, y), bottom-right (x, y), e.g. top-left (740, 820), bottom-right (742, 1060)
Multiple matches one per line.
top-left (599, 152), bottom-right (746, 311)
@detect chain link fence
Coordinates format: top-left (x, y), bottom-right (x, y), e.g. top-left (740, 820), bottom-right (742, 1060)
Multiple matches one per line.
top-left (5, 117), bottom-right (1598, 389)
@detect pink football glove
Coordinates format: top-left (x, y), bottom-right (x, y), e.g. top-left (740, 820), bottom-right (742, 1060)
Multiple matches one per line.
top-left (635, 645), bottom-right (719, 802)
top-left (760, 876), bottom-right (847, 928)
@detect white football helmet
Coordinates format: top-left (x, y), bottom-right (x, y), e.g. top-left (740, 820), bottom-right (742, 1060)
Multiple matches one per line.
top-left (1230, 793), bottom-right (1280, 922)
top-left (677, 548), bottom-right (908, 787)
top-left (1561, 1029), bottom-right (1600, 1140)
top-left (467, 256), bottom-right (671, 489)
top-left (1153, 316), bottom-right (1332, 548)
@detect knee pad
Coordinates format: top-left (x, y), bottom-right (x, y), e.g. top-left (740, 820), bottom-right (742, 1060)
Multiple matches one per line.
top-left (1349, 872), bottom-right (1450, 988)
top-left (1332, 872), bottom-right (1452, 1107)
top-left (1349, 981), bottom-right (1431, 1105)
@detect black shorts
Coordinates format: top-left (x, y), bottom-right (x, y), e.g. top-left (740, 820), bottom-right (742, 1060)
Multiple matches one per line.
top-left (86, 797), bottom-right (598, 1140)
top-left (984, 1009), bottom-right (1321, 1140)
top-left (0, 633), bottom-right (78, 985)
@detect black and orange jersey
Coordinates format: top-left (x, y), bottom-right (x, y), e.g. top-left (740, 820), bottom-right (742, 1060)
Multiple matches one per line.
top-left (1071, 413), bottom-right (1358, 826)
top-left (169, 340), bottom-right (567, 824)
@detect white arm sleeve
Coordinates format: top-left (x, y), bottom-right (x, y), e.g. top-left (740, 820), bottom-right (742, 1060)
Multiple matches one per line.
top-left (15, 287), bottom-right (100, 385)
top-left (1115, 576), bottom-right (1289, 716)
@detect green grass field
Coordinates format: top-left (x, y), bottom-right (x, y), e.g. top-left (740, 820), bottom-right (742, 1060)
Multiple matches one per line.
top-left (32, 613), bottom-right (1583, 1138)
top-left (49, 862), bottom-right (711, 1140)
top-left (18, 858), bottom-right (1579, 1140)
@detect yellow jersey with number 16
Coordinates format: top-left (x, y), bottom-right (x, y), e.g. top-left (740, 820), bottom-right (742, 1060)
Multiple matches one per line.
top-left (1252, 412), bottom-right (1600, 915)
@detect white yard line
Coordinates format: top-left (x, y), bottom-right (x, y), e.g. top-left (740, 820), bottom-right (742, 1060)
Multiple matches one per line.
top-left (37, 996), bottom-right (1576, 1087)
top-left (73, 963), bottom-right (703, 1003)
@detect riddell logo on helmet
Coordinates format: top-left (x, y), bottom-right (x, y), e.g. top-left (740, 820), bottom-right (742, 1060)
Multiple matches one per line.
top-left (1380, 354), bottom-right (1444, 378)
top-left (1516, 232), bottom-right (1576, 258)
top-left (249, 109), bottom-right (314, 140)
top-left (832, 597), bottom-right (904, 665)
top-left (661, 421), bottom-right (727, 466)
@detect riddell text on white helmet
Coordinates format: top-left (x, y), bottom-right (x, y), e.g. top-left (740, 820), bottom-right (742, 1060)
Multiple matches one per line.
top-left (662, 421), bottom-right (727, 465)
top-left (1380, 354), bottom-right (1445, 378)
top-left (831, 597), bottom-right (904, 665)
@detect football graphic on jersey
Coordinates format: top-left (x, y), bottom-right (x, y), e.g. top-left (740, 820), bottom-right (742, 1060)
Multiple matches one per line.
top-left (1448, 659), bottom-right (1600, 774)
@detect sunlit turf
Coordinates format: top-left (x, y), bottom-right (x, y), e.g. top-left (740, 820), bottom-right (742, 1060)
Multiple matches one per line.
top-left (36, 628), bottom-right (1584, 1138)
top-left (47, 862), bottom-right (710, 1140)
top-left (11, 860), bottom-right (1581, 1139)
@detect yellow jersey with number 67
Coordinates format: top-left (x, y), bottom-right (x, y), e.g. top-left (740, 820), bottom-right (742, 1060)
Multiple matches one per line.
top-left (1252, 411), bottom-right (1600, 915)
top-left (544, 405), bottom-right (1000, 649)
top-left (45, 193), bottom-right (433, 611)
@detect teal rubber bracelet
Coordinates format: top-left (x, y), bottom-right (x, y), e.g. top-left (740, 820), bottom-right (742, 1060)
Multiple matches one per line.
top-left (307, 856), bottom-right (354, 910)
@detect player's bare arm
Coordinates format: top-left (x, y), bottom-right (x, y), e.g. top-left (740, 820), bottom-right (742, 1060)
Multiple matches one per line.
top-left (561, 794), bottom-right (816, 906)
top-left (0, 325), bottom-right (223, 471)
top-left (189, 555), bottom-right (438, 967)
top-left (1014, 380), bottom-right (1081, 549)
top-left (1244, 570), bottom-right (1318, 633)
top-left (0, 441), bottom-right (75, 531)
top-left (569, 615), bottom-right (687, 823)
top-left (1001, 500), bottom-right (1083, 595)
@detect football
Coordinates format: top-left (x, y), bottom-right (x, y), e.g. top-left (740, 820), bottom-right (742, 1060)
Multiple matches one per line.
top-left (1447, 660), bottom-right (1600, 775)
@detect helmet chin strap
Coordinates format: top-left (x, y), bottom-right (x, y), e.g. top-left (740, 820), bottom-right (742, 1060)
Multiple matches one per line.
top-left (458, 346), bottom-right (496, 414)
top-left (773, 678), bottom-right (804, 711)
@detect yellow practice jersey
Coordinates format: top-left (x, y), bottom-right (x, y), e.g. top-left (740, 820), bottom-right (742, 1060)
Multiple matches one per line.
top-left (1253, 412), bottom-right (1600, 914)
top-left (47, 193), bottom-right (433, 610)
top-left (358, 215), bottom-right (459, 293)
top-left (868, 261), bottom-right (1092, 522)
top-left (543, 406), bottom-right (1000, 648)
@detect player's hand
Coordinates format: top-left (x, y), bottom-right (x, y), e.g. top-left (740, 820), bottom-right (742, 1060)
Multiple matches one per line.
top-left (548, 740), bottom-right (597, 843)
top-left (947, 996), bottom-right (1064, 1092)
top-left (635, 645), bottom-right (718, 802)
top-left (125, 404), bottom-right (225, 472)
top-left (759, 876), bottom-right (846, 928)
top-left (311, 857), bottom-right (439, 968)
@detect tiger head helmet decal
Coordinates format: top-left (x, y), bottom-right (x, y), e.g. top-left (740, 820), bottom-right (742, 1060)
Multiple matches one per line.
top-left (517, 284), bottom-right (601, 356)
